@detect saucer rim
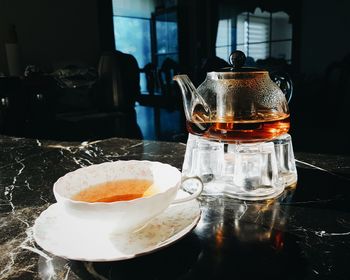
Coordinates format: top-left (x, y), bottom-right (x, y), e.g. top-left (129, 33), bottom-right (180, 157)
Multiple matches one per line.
top-left (33, 198), bottom-right (201, 262)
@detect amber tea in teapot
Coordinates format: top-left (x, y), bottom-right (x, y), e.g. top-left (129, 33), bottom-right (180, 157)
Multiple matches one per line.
top-left (187, 111), bottom-right (290, 143)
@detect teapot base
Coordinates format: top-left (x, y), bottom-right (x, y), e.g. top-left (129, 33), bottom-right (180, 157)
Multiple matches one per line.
top-left (182, 133), bottom-right (297, 201)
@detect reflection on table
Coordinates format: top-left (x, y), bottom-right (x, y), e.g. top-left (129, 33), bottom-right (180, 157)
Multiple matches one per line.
top-left (0, 136), bottom-right (349, 279)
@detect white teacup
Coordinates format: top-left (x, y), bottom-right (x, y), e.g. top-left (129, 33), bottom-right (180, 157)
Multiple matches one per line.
top-left (53, 160), bottom-right (203, 234)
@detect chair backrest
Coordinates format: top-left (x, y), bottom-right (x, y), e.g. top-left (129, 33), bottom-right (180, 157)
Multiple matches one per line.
top-left (256, 57), bottom-right (290, 74)
top-left (198, 56), bottom-right (230, 83)
top-left (158, 57), bottom-right (179, 98)
top-left (96, 51), bottom-right (140, 112)
top-left (141, 63), bottom-right (157, 95)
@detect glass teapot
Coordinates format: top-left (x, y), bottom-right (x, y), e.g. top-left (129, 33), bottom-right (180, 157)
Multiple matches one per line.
top-left (174, 51), bottom-right (292, 143)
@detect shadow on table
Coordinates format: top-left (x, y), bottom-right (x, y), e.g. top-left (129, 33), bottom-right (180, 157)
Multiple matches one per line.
top-left (38, 234), bottom-right (202, 280)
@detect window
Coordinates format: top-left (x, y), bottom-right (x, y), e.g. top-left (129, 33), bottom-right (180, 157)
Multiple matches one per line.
top-left (154, 10), bottom-right (179, 68)
top-left (112, 0), bottom-right (179, 95)
top-left (216, 8), bottom-right (292, 64)
top-left (112, 0), bottom-right (155, 93)
top-left (215, 19), bottom-right (234, 61)
top-left (113, 16), bottom-right (151, 92)
top-left (237, 12), bottom-right (270, 60)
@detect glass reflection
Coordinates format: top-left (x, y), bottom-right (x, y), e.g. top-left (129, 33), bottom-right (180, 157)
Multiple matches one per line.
top-left (187, 187), bottom-right (308, 279)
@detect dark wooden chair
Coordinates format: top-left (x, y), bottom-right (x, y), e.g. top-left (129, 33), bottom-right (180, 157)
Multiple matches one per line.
top-left (198, 56), bottom-right (230, 83)
top-left (158, 57), bottom-right (180, 100)
top-left (55, 51), bottom-right (143, 141)
top-left (0, 77), bottom-right (27, 136)
top-left (141, 63), bottom-right (157, 96)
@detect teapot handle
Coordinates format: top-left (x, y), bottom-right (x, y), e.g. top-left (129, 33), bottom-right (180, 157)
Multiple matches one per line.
top-left (270, 72), bottom-right (293, 103)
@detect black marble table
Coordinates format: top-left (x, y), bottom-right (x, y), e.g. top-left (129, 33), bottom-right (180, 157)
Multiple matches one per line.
top-left (1, 135), bottom-right (350, 280)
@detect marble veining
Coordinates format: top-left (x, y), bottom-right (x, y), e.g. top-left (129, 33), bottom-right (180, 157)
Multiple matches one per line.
top-left (0, 135), bottom-right (350, 279)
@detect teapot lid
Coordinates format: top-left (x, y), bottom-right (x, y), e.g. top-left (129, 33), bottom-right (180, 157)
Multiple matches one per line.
top-left (218, 50), bottom-right (266, 73)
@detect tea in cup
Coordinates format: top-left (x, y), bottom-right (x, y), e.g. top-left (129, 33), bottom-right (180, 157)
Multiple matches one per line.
top-left (53, 160), bottom-right (203, 233)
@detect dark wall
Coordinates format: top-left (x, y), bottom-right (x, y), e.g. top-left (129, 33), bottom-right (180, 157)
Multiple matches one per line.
top-left (1, 0), bottom-right (349, 77)
top-left (0, 0), bottom-right (100, 74)
top-left (300, 0), bottom-right (350, 76)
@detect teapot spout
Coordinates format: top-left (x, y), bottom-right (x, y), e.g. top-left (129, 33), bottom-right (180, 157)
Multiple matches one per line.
top-left (173, 75), bottom-right (196, 122)
top-left (174, 74), bottom-right (211, 131)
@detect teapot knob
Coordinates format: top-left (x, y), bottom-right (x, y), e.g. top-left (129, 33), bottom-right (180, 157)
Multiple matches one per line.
top-left (229, 50), bottom-right (246, 69)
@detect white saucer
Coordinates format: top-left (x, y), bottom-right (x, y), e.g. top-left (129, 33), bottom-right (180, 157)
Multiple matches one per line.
top-left (33, 191), bottom-right (201, 262)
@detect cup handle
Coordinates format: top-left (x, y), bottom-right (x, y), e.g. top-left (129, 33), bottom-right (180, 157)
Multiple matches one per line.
top-left (171, 176), bottom-right (203, 204)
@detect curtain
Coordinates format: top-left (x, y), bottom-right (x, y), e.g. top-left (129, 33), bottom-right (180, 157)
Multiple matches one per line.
top-left (97, 0), bottom-right (115, 52)
top-left (196, 0), bottom-right (219, 59)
